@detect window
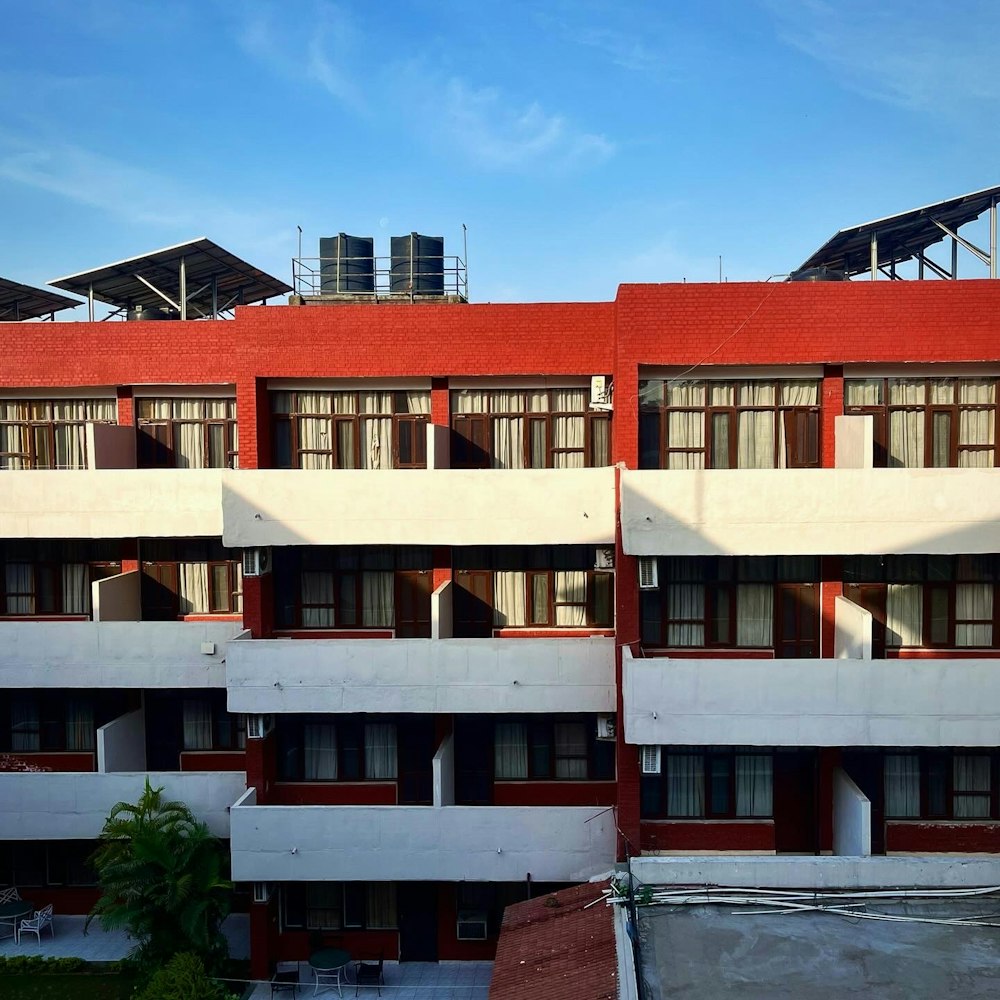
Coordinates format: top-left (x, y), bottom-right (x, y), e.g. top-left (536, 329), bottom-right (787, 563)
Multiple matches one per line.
top-left (639, 379), bottom-right (820, 470)
top-left (884, 751), bottom-right (997, 820)
top-left (641, 748), bottom-right (773, 819)
top-left (453, 546), bottom-right (613, 636)
top-left (140, 539), bottom-right (242, 618)
top-left (272, 390), bottom-right (430, 469)
top-left (0, 398), bottom-right (116, 469)
top-left (137, 397), bottom-right (238, 468)
top-left (273, 546), bottom-right (432, 635)
top-left (845, 377), bottom-right (999, 468)
top-left (844, 555), bottom-right (1000, 651)
top-left (277, 716), bottom-right (398, 782)
top-left (450, 388), bottom-right (611, 469)
top-left (282, 882), bottom-right (397, 930)
top-left (0, 540), bottom-right (120, 617)
top-left (0, 842), bottom-right (95, 887)
top-left (492, 717), bottom-right (615, 781)
top-left (6, 695), bottom-right (95, 752)
top-left (182, 698), bottom-right (247, 751)
top-left (641, 556), bottom-right (819, 656)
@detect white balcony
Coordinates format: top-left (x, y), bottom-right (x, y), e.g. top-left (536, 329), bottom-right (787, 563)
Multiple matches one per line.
top-left (221, 468), bottom-right (616, 547)
top-left (0, 770), bottom-right (246, 839)
top-left (225, 635), bottom-right (615, 715)
top-left (623, 646), bottom-right (1000, 748)
top-left (620, 468), bottom-right (1000, 556)
top-left (0, 469), bottom-right (223, 539)
top-left (0, 620), bottom-right (244, 688)
top-left (229, 789), bottom-right (615, 883)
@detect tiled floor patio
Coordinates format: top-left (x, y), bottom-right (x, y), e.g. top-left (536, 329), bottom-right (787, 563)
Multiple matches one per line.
top-left (246, 961), bottom-right (493, 999)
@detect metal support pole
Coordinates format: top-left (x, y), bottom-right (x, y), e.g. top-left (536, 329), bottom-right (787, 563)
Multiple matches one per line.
top-left (991, 200), bottom-right (997, 278)
top-left (951, 237), bottom-right (958, 280)
top-left (870, 232), bottom-right (878, 281)
top-left (462, 222), bottom-right (468, 300)
top-left (211, 275), bottom-right (218, 319)
top-left (88, 283), bottom-right (94, 322)
top-left (179, 257), bottom-right (187, 320)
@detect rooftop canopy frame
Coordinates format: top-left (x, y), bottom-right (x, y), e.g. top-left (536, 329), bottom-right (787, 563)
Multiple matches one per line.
top-left (49, 238), bottom-right (292, 320)
top-left (0, 277), bottom-right (80, 321)
top-left (797, 184), bottom-right (1000, 280)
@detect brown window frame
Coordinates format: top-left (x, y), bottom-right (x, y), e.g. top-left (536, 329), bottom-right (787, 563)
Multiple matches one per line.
top-left (884, 750), bottom-right (999, 820)
top-left (271, 390), bottom-right (429, 470)
top-left (140, 540), bottom-right (242, 619)
top-left (491, 715), bottom-right (615, 782)
top-left (136, 397), bottom-right (238, 469)
top-left (0, 399), bottom-right (116, 470)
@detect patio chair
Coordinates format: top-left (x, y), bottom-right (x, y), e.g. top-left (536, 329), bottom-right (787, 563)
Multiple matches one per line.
top-left (270, 960), bottom-right (300, 997)
top-left (19, 904), bottom-right (54, 944)
top-left (0, 887), bottom-right (20, 903)
top-left (354, 953), bottom-right (384, 996)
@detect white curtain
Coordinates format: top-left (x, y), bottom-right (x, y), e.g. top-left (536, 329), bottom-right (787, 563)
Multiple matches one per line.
top-left (405, 391), bottom-right (431, 414)
top-left (62, 564), bottom-right (89, 615)
top-left (301, 571), bottom-right (335, 627)
top-left (362, 572), bottom-right (393, 627)
top-left (884, 754), bottom-right (920, 817)
top-left (667, 584), bottom-right (705, 646)
top-left (554, 722), bottom-right (588, 778)
top-left (956, 583), bottom-right (993, 646)
top-left (886, 583), bottom-right (922, 647)
top-left (364, 723), bottom-right (398, 779)
top-left (491, 393), bottom-right (524, 469)
top-left (174, 399), bottom-right (206, 467)
top-left (666, 754), bottom-right (704, 816)
top-left (958, 379), bottom-right (996, 467)
top-left (667, 381), bottom-right (706, 407)
top-left (454, 390), bottom-right (487, 414)
top-left (306, 884), bottom-right (342, 929)
top-left (5, 563), bottom-right (33, 614)
top-left (552, 390), bottom-right (586, 469)
top-left (367, 884), bottom-right (397, 928)
top-left (735, 754), bottom-right (772, 817)
top-left (495, 722), bottom-right (528, 778)
top-left (65, 698), bottom-right (94, 751)
top-left (954, 755), bottom-right (991, 818)
top-left (554, 571), bottom-right (587, 626)
top-left (297, 392), bottom-right (334, 470)
top-left (182, 699), bottom-right (213, 750)
top-left (178, 563), bottom-right (210, 614)
top-left (738, 411), bottom-right (775, 469)
top-left (494, 571), bottom-right (526, 627)
top-left (781, 381), bottom-right (819, 406)
top-left (736, 584), bottom-right (773, 647)
top-left (304, 724), bottom-right (338, 779)
top-left (360, 392), bottom-right (393, 470)
top-left (844, 379), bottom-right (882, 406)
top-left (667, 411), bottom-right (705, 469)
top-left (888, 380), bottom-right (925, 467)
top-left (10, 697), bottom-right (39, 751)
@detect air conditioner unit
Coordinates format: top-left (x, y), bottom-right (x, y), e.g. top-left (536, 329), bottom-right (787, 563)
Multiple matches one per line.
top-left (638, 557), bottom-right (659, 590)
top-left (596, 714), bottom-right (617, 741)
top-left (456, 911), bottom-right (488, 941)
top-left (594, 547), bottom-right (615, 570)
top-left (590, 375), bottom-right (613, 410)
top-left (247, 714), bottom-right (274, 740)
top-left (641, 745), bottom-right (662, 775)
top-left (243, 547), bottom-right (272, 576)
top-left (252, 882), bottom-right (272, 904)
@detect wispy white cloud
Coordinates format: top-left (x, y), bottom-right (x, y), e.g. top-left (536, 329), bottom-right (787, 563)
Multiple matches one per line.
top-left (617, 234), bottom-right (762, 284)
top-left (440, 79), bottom-right (615, 171)
top-left (236, 0), bottom-right (366, 112)
top-left (765, 0), bottom-right (1000, 115)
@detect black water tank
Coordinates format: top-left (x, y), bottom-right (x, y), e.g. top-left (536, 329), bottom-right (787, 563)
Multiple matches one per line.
top-left (787, 266), bottom-right (848, 282)
top-left (390, 233), bottom-right (445, 294)
top-left (319, 234), bottom-right (375, 293)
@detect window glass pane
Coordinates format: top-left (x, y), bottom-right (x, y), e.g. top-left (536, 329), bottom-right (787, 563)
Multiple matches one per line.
top-left (554, 722), bottom-right (588, 779)
top-left (931, 411), bottom-right (952, 467)
top-left (495, 722), bottom-right (528, 778)
top-left (711, 413), bottom-right (731, 469)
top-left (592, 573), bottom-right (613, 627)
top-left (844, 379), bottom-right (882, 407)
top-left (735, 754), bottom-right (772, 816)
top-left (666, 754), bottom-right (704, 817)
top-left (306, 883), bottom-right (342, 929)
top-left (929, 585), bottom-right (950, 644)
top-left (884, 755), bottom-right (920, 817)
top-left (336, 421), bottom-right (355, 469)
top-left (529, 574), bottom-right (549, 625)
top-left (274, 421), bottom-right (293, 468)
top-left (207, 424), bottom-right (226, 467)
top-left (210, 564), bottom-right (230, 612)
top-left (927, 755), bottom-right (948, 817)
top-left (709, 757), bottom-right (731, 815)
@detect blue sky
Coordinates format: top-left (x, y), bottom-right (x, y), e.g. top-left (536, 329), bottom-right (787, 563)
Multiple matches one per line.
top-left (2, 0), bottom-right (999, 305)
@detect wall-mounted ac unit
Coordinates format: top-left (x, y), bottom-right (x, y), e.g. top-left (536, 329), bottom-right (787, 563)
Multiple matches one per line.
top-left (456, 911), bottom-right (488, 941)
top-left (253, 882), bottom-right (272, 904)
top-left (247, 714), bottom-right (274, 740)
top-left (638, 557), bottom-right (659, 590)
top-left (596, 714), bottom-right (617, 741)
top-left (641, 745), bottom-right (662, 775)
top-left (590, 375), bottom-right (613, 410)
top-left (594, 547), bottom-right (615, 570)
top-left (243, 547), bottom-right (272, 576)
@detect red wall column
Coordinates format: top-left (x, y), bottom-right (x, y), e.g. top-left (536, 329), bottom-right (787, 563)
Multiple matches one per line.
top-left (821, 364), bottom-right (844, 469)
top-left (249, 897), bottom-right (278, 982)
top-left (246, 729), bottom-right (277, 804)
top-left (242, 572), bottom-right (274, 639)
top-left (236, 377), bottom-right (269, 470)
top-left (116, 386), bottom-right (134, 426)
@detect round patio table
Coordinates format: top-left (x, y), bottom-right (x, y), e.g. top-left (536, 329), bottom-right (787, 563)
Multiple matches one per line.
top-left (0, 900), bottom-right (33, 944)
top-left (309, 948), bottom-right (351, 997)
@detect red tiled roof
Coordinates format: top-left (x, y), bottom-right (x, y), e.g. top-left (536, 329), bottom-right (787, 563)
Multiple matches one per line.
top-left (488, 881), bottom-right (618, 1000)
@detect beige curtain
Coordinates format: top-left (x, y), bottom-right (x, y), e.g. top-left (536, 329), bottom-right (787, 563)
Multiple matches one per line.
top-left (888, 380), bottom-right (925, 468)
top-left (844, 379), bottom-right (882, 406)
top-left (956, 583), bottom-right (993, 646)
top-left (182, 699), bottom-right (213, 749)
top-left (736, 584), bottom-right (773, 646)
top-left (884, 754), bottom-right (920, 817)
top-left (666, 754), bottom-right (704, 816)
top-left (362, 572), bottom-right (394, 627)
top-left (554, 571), bottom-right (587, 625)
top-left (554, 722), bottom-right (588, 778)
top-left (494, 571), bottom-right (526, 627)
top-left (667, 584), bottom-right (705, 645)
top-left (364, 723), bottom-right (398, 779)
top-left (886, 583), bottom-right (922, 646)
top-left (954, 755), bottom-right (991, 818)
top-left (495, 722), bottom-right (528, 778)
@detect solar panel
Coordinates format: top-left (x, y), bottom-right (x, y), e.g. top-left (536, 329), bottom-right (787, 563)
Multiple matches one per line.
top-left (0, 277), bottom-right (80, 321)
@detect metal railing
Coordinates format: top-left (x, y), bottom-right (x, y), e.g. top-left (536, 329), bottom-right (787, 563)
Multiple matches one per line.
top-left (292, 254), bottom-right (468, 300)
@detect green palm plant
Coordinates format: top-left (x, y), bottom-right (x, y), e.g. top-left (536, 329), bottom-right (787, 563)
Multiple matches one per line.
top-left (86, 779), bottom-right (233, 974)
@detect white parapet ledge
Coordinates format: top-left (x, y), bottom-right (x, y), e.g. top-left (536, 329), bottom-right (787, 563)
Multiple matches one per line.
top-left (621, 468), bottom-right (1000, 555)
top-left (221, 468), bottom-right (616, 547)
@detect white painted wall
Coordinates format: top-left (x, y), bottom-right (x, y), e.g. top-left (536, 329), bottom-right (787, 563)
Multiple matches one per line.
top-left (0, 770), bottom-right (246, 839)
top-left (620, 468), bottom-right (1000, 555)
top-left (92, 570), bottom-right (141, 622)
top-left (834, 414), bottom-right (873, 469)
top-left (623, 648), bottom-right (1000, 747)
top-left (433, 733), bottom-right (455, 807)
top-left (230, 803), bottom-right (615, 882)
top-left (221, 469), bottom-right (616, 547)
top-left (626, 855), bottom-right (1000, 889)
top-left (431, 581), bottom-right (453, 640)
top-left (427, 423), bottom-right (450, 470)
top-left (87, 423), bottom-right (137, 470)
top-left (0, 469), bottom-right (223, 538)
top-left (0, 620), bottom-right (241, 688)
top-left (833, 767), bottom-right (871, 857)
top-left (226, 637), bottom-right (616, 714)
top-left (834, 596), bottom-right (872, 660)
top-left (97, 709), bottom-right (146, 772)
